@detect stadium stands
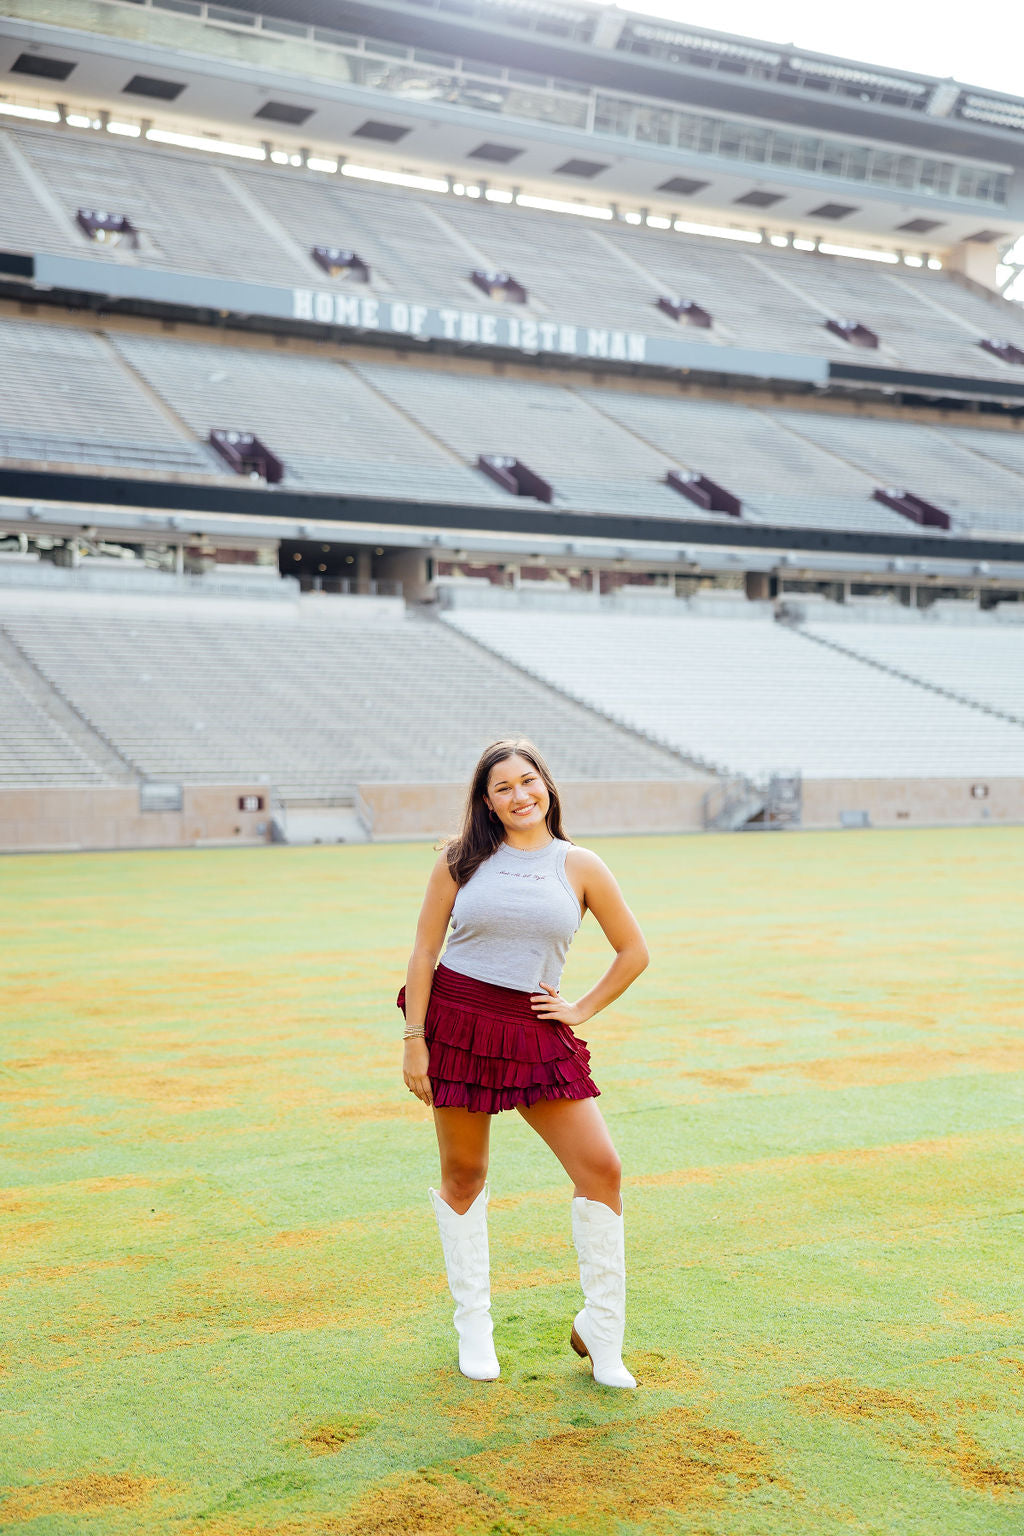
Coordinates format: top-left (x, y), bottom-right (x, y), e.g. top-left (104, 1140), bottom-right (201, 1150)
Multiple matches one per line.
top-left (0, 630), bottom-right (127, 787)
top-left (761, 253), bottom-right (1019, 380)
top-left (231, 166), bottom-right (501, 308)
top-left (0, 319), bottom-right (214, 475)
top-left (0, 664), bottom-right (109, 786)
top-left (601, 224), bottom-right (866, 359)
top-left (107, 332), bottom-right (508, 503)
top-left (4, 122), bottom-right (1024, 383)
top-left (11, 127), bottom-right (313, 285)
top-left (0, 600), bottom-right (695, 796)
top-left (347, 360), bottom-right (724, 518)
top-left (442, 607), bottom-right (1024, 779)
top-left (763, 407), bottom-right (1024, 535)
top-left (3, 8), bottom-right (1024, 850)
top-left (804, 615), bottom-right (1024, 723)
top-left (5, 315), bottom-right (1022, 535)
top-left (895, 273), bottom-right (1024, 364)
top-left (944, 424), bottom-right (1024, 480)
top-left (435, 199), bottom-right (696, 339)
top-left (6, 583), bottom-right (1024, 800)
top-left (0, 132), bottom-right (71, 255)
top-left (573, 389), bottom-right (914, 535)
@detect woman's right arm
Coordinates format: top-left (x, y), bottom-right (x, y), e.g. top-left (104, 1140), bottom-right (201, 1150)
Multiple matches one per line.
top-left (402, 851), bottom-right (458, 1107)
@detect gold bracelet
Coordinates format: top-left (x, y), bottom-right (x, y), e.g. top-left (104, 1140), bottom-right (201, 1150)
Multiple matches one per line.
top-left (403, 1026), bottom-right (426, 1040)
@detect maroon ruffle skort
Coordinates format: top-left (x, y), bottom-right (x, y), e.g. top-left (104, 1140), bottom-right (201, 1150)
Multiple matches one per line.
top-left (398, 963), bottom-right (600, 1115)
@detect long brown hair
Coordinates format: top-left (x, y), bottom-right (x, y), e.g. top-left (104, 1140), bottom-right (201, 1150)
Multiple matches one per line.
top-left (444, 738), bottom-right (570, 886)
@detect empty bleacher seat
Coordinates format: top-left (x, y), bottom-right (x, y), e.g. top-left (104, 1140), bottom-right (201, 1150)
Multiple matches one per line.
top-left (0, 642), bottom-right (117, 787)
top-left (442, 607), bottom-right (1024, 779)
top-left (348, 360), bottom-right (737, 520)
top-left (765, 407), bottom-right (1024, 532)
top-left (107, 333), bottom-right (508, 504)
top-left (0, 319), bottom-right (214, 476)
top-left (805, 615), bottom-right (1024, 723)
top-left (0, 599), bottom-right (693, 795)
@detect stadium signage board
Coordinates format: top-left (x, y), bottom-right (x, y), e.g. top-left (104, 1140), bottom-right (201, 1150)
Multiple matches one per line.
top-left (32, 253), bottom-right (828, 386)
top-left (293, 287), bottom-right (650, 363)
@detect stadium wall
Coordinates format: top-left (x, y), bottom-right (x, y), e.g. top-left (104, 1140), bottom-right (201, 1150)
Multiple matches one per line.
top-left (801, 777), bottom-right (1024, 831)
top-left (360, 777), bottom-right (1024, 839)
top-left (2, 777), bottom-right (1020, 854)
top-left (0, 784), bottom-right (271, 854)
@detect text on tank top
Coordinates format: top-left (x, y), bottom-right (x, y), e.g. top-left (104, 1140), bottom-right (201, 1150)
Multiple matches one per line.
top-left (441, 838), bottom-right (582, 993)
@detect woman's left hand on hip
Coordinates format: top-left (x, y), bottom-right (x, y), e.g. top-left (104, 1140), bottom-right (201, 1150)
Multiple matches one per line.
top-left (530, 983), bottom-right (587, 1028)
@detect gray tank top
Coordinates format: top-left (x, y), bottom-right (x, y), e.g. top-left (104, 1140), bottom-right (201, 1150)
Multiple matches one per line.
top-left (442, 838), bottom-right (582, 993)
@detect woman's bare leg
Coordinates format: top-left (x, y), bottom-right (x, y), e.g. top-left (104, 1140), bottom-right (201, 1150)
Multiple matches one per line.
top-left (516, 1098), bottom-right (622, 1212)
top-left (433, 1106), bottom-right (493, 1213)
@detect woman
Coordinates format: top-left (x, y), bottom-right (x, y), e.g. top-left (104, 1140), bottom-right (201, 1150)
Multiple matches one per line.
top-left (400, 738), bottom-right (649, 1388)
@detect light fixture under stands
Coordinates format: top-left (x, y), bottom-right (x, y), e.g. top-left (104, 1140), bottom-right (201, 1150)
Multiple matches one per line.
top-left (0, 102), bottom-right (60, 122)
top-left (147, 128), bottom-right (266, 159)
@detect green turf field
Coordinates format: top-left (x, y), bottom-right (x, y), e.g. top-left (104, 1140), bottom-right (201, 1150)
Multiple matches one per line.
top-left (2, 828), bottom-right (1022, 1536)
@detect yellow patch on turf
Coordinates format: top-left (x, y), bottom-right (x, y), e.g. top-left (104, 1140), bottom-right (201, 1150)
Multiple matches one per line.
top-left (0, 1472), bottom-right (161, 1521)
top-left (300, 1418), bottom-right (371, 1455)
top-left (339, 1469), bottom-right (516, 1535)
top-left (790, 1378), bottom-right (1024, 1495)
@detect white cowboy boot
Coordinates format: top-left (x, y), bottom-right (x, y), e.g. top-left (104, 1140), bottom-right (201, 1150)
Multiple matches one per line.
top-left (570, 1195), bottom-right (636, 1389)
top-left (429, 1184), bottom-right (500, 1381)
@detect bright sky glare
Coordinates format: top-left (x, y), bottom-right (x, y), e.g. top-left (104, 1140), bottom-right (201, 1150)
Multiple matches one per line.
top-left (629, 1), bottom-right (1024, 99)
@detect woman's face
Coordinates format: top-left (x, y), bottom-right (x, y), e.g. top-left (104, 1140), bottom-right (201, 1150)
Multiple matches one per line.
top-left (483, 754), bottom-right (550, 835)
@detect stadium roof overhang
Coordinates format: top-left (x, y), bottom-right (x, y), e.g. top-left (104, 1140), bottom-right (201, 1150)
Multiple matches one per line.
top-left (2, 12), bottom-right (1022, 250)
top-left (195, 0), bottom-right (1024, 169)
